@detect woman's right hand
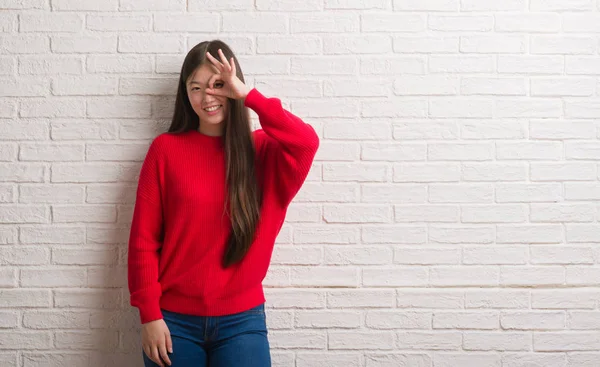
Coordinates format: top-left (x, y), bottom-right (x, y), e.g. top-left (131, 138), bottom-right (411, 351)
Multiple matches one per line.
top-left (142, 318), bottom-right (173, 367)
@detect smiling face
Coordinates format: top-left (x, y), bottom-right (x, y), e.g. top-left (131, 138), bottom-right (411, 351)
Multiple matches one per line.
top-left (186, 64), bottom-right (228, 136)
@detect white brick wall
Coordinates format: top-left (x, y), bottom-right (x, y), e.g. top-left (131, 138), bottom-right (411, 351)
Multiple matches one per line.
top-left (2, 0), bottom-right (600, 366)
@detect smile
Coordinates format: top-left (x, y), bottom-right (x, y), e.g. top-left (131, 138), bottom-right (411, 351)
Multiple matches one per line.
top-left (204, 105), bottom-right (222, 112)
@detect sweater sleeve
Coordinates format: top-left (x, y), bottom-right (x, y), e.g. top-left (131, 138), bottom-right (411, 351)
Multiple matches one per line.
top-left (127, 137), bottom-right (165, 324)
top-left (244, 88), bottom-right (320, 207)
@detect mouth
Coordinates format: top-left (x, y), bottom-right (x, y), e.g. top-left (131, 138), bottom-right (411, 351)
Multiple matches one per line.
top-left (203, 105), bottom-right (222, 113)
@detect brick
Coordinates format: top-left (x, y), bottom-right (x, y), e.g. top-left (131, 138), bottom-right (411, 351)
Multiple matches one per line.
top-left (531, 162), bottom-right (596, 181)
top-left (463, 332), bottom-right (530, 351)
top-left (497, 142), bottom-right (562, 160)
top-left (565, 100), bottom-right (600, 118)
top-left (393, 163), bottom-right (460, 182)
top-left (461, 35), bottom-right (526, 53)
top-left (394, 121), bottom-right (459, 140)
top-left (429, 55), bottom-right (494, 73)
top-left (188, 0), bottom-right (253, 10)
top-left (362, 225), bottom-right (426, 244)
top-left (294, 225), bottom-right (357, 244)
top-left (430, 184), bottom-right (493, 203)
top-left (462, 205), bottom-right (527, 223)
top-left (291, 14), bottom-right (357, 33)
top-left (118, 34), bottom-right (183, 53)
top-left (0, 206), bottom-right (47, 224)
top-left (362, 184), bottom-right (427, 204)
top-left (530, 0), bottom-right (594, 11)
top-left (324, 246), bottom-right (392, 265)
top-left (20, 226), bottom-right (83, 244)
top-left (154, 14), bottom-right (218, 32)
top-left (293, 99), bottom-right (358, 117)
top-left (429, 226), bottom-right (494, 244)
top-left (297, 353), bottom-right (360, 367)
top-left (87, 55), bottom-right (153, 73)
top-left (466, 290), bottom-right (529, 309)
top-left (362, 14), bottom-right (425, 32)
top-left (315, 141), bottom-right (360, 161)
top-left (20, 13), bottom-right (82, 32)
top-left (361, 56), bottom-right (425, 75)
top-left (323, 163), bottom-right (387, 182)
top-left (54, 289), bottom-right (121, 309)
top-left (461, 0), bottom-right (525, 10)
top-left (429, 15), bottom-right (493, 31)
top-left (463, 246), bottom-right (527, 265)
top-left (2, 0), bottom-right (47, 9)
top-left (394, 0), bottom-right (458, 11)
top-left (52, 0), bottom-right (118, 10)
top-left (495, 13), bottom-right (561, 32)
top-left (498, 55), bottom-right (564, 74)
top-left (362, 142), bottom-right (425, 161)
top-left (325, 78), bottom-right (389, 97)
top-left (531, 120), bottom-right (595, 139)
top-left (397, 332), bottom-right (462, 350)
top-left (530, 246), bottom-right (594, 264)
top-left (501, 266), bottom-right (565, 286)
top-left (52, 248), bottom-right (118, 265)
top-left (23, 311), bottom-right (88, 329)
top-left (325, 35), bottom-right (391, 54)
top-left (325, 0), bottom-right (389, 9)
top-left (328, 289), bottom-right (395, 308)
top-left (22, 353), bottom-right (89, 367)
top-left (430, 99), bottom-right (493, 118)
top-left (0, 56), bottom-right (15, 75)
top-left (291, 267), bottom-right (358, 287)
top-left (0, 289), bottom-right (50, 307)
top-left (53, 74), bottom-right (119, 95)
top-left (496, 183), bottom-right (562, 203)
top-left (238, 56), bottom-right (289, 75)
top-left (462, 163), bottom-right (527, 181)
top-left (535, 332), bottom-right (600, 351)
top-left (257, 0), bottom-right (322, 10)
top-left (0, 35), bottom-right (49, 54)
top-left (329, 331), bottom-right (395, 350)
top-left (531, 77), bottom-right (595, 96)
top-left (0, 332), bottom-right (51, 349)
top-left (428, 142), bottom-right (493, 161)
top-left (19, 56), bottom-right (83, 75)
top-left (394, 205), bottom-right (458, 223)
top-left (461, 77), bottom-right (526, 96)
top-left (51, 35), bottom-right (116, 53)
top-left (363, 99), bottom-right (427, 118)
top-left (431, 267), bottom-right (499, 286)
top-left (532, 289), bottom-right (596, 309)
top-left (21, 268), bottom-right (86, 287)
top-left (501, 311), bottom-right (565, 330)
top-left (269, 331), bottom-right (326, 349)
top-left (497, 224), bottom-right (563, 243)
top-left (496, 99), bottom-right (562, 118)
top-left (433, 311), bottom-right (499, 329)
top-left (531, 36), bottom-right (596, 55)
top-left (395, 75), bottom-right (459, 95)
top-left (394, 36), bottom-right (458, 53)
top-left (363, 267), bottom-right (428, 287)
top-left (0, 247), bottom-right (48, 265)
top-left (223, 13), bottom-right (287, 33)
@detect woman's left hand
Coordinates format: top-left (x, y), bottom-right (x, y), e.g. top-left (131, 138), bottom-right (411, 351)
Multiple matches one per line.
top-left (205, 49), bottom-right (250, 101)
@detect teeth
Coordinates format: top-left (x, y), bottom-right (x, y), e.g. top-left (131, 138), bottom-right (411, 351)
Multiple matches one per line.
top-left (205, 105), bottom-right (221, 112)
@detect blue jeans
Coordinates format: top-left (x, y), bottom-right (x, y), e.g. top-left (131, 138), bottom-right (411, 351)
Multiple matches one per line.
top-left (142, 303), bottom-right (271, 367)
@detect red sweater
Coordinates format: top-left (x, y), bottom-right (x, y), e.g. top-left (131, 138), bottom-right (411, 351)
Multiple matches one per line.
top-left (127, 88), bottom-right (319, 324)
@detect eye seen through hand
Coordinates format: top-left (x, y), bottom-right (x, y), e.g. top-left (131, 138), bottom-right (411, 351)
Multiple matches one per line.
top-left (214, 80), bottom-right (224, 89)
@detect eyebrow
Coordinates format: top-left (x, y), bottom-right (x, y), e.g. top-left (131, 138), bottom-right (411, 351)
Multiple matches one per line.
top-left (188, 80), bottom-right (209, 86)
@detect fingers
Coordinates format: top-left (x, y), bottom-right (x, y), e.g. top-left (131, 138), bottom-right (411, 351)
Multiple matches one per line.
top-left (166, 332), bottom-right (173, 354)
top-left (217, 49), bottom-right (232, 72)
top-left (206, 51), bottom-right (223, 71)
top-left (151, 345), bottom-right (165, 367)
top-left (159, 342), bottom-right (172, 366)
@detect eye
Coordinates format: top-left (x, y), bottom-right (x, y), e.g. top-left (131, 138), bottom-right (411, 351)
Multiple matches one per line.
top-left (214, 81), bottom-right (224, 89)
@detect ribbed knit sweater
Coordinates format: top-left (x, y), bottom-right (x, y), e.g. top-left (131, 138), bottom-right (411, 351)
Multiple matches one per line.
top-left (127, 88), bottom-right (319, 324)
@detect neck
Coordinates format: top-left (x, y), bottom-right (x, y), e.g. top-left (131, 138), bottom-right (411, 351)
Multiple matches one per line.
top-left (198, 123), bottom-right (223, 137)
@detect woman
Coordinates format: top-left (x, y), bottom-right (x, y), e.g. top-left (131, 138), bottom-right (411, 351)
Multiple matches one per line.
top-left (127, 40), bottom-right (319, 367)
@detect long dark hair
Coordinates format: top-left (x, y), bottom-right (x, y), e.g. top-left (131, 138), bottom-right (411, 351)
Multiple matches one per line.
top-left (168, 40), bottom-right (261, 268)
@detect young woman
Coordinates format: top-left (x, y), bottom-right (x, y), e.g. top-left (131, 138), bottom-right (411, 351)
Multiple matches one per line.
top-left (127, 40), bottom-right (319, 367)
